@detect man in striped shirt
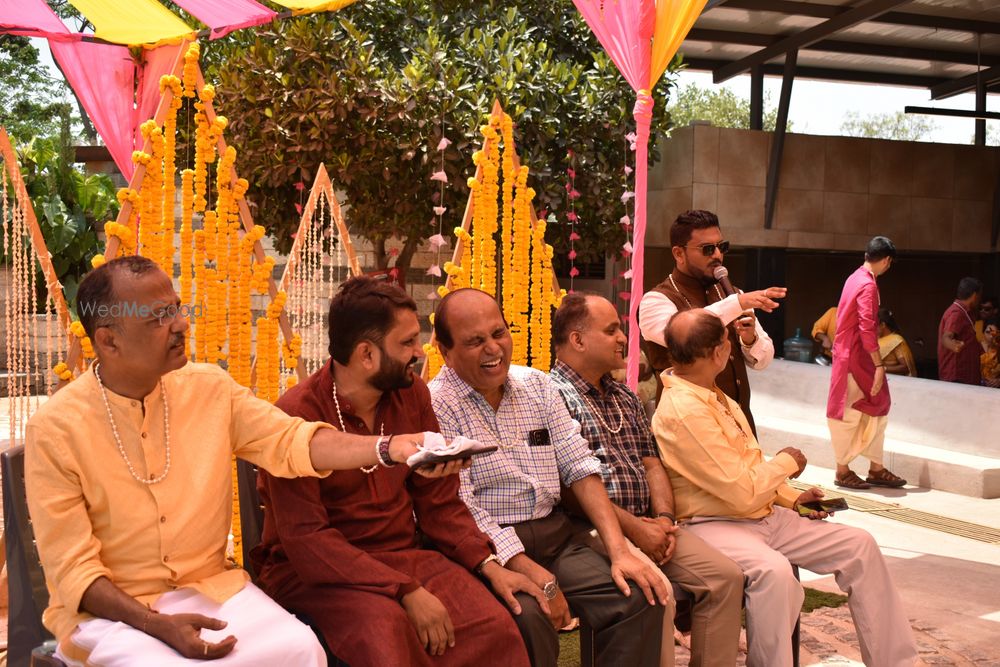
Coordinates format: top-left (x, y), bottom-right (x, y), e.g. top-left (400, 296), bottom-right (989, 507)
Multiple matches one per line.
top-left (429, 288), bottom-right (668, 667)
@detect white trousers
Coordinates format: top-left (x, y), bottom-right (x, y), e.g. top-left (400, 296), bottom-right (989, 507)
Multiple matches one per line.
top-left (828, 374), bottom-right (889, 467)
top-left (58, 583), bottom-right (327, 667)
top-left (687, 508), bottom-right (917, 667)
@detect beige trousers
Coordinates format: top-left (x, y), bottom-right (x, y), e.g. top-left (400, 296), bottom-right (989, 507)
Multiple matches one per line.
top-left (58, 583), bottom-right (327, 667)
top-left (828, 374), bottom-right (889, 467)
top-left (577, 525), bottom-right (744, 667)
top-left (687, 507), bottom-right (918, 667)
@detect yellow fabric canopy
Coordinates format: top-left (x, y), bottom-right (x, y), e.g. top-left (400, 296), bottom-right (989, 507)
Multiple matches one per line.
top-left (650, 0), bottom-right (709, 88)
top-left (69, 0), bottom-right (195, 47)
top-left (267, 0), bottom-right (359, 15)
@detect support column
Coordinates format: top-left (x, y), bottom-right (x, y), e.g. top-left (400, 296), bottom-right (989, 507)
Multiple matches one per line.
top-left (750, 64), bottom-right (764, 131)
top-left (976, 78), bottom-right (987, 147)
top-left (764, 51), bottom-right (797, 230)
top-left (745, 248), bottom-right (787, 356)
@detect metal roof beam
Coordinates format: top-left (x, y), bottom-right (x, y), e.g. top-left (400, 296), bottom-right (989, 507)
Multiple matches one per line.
top-left (712, 0), bottom-right (911, 83)
top-left (930, 64), bottom-right (1000, 100)
top-left (684, 57), bottom-right (947, 89)
top-left (719, 0), bottom-right (1000, 34)
top-left (687, 28), bottom-right (1000, 67)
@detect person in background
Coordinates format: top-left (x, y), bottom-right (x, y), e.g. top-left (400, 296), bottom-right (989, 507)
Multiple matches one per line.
top-left (981, 318), bottom-right (1000, 388)
top-left (976, 295), bottom-right (998, 351)
top-left (826, 236), bottom-right (906, 490)
top-left (878, 307), bottom-right (917, 377)
top-left (812, 306), bottom-right (838, 363)
top-left (938, 277), bottom-right (983, 385)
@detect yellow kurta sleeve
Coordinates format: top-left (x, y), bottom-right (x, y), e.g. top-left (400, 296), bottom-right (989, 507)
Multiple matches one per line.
top-left (226, 376), bottom-right (333, 479)
top-left (775, 482), bottom-right (802, 509)
top-left (25, 421), bottom-right (114, 620)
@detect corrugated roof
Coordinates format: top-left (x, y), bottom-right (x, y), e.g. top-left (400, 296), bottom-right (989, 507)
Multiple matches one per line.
top-left (683, 0), bottom-right (1000, 98)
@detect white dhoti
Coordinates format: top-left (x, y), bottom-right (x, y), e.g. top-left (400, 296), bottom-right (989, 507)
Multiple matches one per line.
top-left (57, 583), bottom-right (327, 667)
top-left (828, 374), bottom-right (888, 466)
top-left (686, 507), bottom-right (917, 667)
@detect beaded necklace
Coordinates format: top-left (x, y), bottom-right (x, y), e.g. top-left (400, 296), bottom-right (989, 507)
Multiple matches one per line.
top-left (952, 301), bottom-right (975, 329)
top-left (331, 380), bottom-right (383, 474)
top-left (95, 364), bottom-right (171, 485)
top-left (668, 273), bottom-right (724, 309)
top-left (582, 390), bottom-right (624, 434)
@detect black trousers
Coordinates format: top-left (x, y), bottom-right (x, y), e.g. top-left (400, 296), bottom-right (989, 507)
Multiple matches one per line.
top-left (505, 512), bottom-right (663, 667)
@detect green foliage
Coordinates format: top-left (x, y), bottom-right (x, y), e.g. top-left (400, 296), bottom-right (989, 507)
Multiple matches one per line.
top-left (840, 111), bottom-right (938, 142)
top-left (667, 82), bottom-right (786, 131)
top-left (7, 127), bottom-right (118, 306)
top-left (0, 35), bottom-right (72, 141)
top-left (207, 0), bottom-right (676, 269)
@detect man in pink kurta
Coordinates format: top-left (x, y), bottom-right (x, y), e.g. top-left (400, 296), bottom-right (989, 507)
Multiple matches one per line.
top-left (252, 278), bottom-right (535, 667)
top-left (826, 237), bottom-right (906, 490)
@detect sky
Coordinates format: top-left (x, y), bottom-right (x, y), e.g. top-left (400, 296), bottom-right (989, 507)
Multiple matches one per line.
top-left (675, 70), bottom-right (997, 146)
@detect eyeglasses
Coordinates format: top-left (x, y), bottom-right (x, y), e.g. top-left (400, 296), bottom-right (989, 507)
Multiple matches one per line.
top-left (685, 241), bottom-right (730, 257)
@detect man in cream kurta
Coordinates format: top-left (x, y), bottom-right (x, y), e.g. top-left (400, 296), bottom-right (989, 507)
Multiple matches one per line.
top-left (653, 308), bottom-right (919, 667)
top-left (26, 256), bottom-right (432, 666)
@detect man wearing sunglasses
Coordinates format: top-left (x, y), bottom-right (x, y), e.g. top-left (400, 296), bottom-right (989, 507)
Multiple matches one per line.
top-left (639, 210), bottom-right (786, 433)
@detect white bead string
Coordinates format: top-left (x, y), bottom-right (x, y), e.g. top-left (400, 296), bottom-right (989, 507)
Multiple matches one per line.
top-left (331, 379), bottom-right (382, 474)
top-left (582, 391), bottom-right (625, 434)
top-left (95, 364), bottom-right (171, 485)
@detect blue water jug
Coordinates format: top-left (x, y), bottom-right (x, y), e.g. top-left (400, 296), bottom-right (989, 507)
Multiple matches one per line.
top-left (783, 327), bottom-right (813, 363)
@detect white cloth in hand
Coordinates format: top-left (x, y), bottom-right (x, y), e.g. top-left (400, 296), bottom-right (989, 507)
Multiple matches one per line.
top-left (406, 432), bottom-right (486, 468)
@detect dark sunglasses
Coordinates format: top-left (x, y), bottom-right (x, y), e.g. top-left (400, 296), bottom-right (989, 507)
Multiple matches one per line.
top-left (685, 240), bottom-right (730, 257)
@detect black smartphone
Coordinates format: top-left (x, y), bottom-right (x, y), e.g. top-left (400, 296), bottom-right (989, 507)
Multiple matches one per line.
top-left (415, 445), bottom-right (499, 466)
top-left (798, 497), bottom-right (849, 515)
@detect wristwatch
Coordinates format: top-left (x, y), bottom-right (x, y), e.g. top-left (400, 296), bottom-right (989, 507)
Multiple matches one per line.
top-left (475, 553), bottom-right (500, 574)
top-left (542, 579), bottom-right (559, 601)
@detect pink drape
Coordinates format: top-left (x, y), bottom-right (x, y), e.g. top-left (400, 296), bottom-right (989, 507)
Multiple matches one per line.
top-left (572, 0), bottom-right (656, 390)
top-left (0, 0), bottom-right (78, 41)
top-left (50, 41), bottom-right (136, 179)
top-left (171, 0), bottom-right (276, 40)
top-left (134, 42), bottom-right (187, 155)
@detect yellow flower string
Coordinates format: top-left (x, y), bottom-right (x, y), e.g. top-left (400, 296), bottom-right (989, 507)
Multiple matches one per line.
top-left (68, 321), bottom-right (95, 360)
top-left (52, 361), bottom-right (73, 382)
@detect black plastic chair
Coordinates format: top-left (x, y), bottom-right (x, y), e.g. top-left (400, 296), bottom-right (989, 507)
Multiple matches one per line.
top-left (2, 445), bottom-right (66, 667)
top-left (235, 459), bottom-right (346, 667)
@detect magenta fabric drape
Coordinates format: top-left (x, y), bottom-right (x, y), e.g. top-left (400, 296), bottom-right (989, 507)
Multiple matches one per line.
top-left (572, 0), bottom-right (656, 390)
top-left (50, 41), bottom-right (136, 179)
top-left (171, 0), bottom-right (276, 40)
top-left (0, 0), bottom-right (77, 41)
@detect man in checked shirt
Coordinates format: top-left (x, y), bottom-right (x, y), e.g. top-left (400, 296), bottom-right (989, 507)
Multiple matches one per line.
top-left (429, 288), bottom-right (669, 667)
top-left (550, 293), bottom-right (743, 667)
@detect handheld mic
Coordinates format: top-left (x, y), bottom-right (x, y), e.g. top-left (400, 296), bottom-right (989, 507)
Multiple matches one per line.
top-left (713, 266), bottom-right (736, 297)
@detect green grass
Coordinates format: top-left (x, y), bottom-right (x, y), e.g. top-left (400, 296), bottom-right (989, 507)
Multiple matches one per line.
top-left (555, 586), bottom-right (847, 666)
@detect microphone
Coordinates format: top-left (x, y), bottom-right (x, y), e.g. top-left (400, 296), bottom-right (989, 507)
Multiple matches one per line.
top-left (713, 266), bottom-right (736, 297)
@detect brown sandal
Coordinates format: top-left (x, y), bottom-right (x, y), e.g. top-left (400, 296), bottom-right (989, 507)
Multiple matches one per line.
top-left (867, 468), bottom-right (907, 488)
top-left (835, 470), bottom-right (871, 489)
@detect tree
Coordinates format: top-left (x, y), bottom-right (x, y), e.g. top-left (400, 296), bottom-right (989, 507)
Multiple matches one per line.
top-left (667, 82), bottom-right (785, 131)
top-left (207, 1), bottom-right (676, 271)
top-left (0, 35), bottom-right (72, 141)
top-left (840, 111), bottom-right (938, 142)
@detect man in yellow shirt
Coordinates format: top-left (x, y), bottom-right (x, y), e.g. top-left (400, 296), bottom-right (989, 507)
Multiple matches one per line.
top-left (25, 256), bottom-right (445, 666)
top-left (652, 309), bottom-right (918, 667)
top-left (811, 306), bottom-right (837, 361)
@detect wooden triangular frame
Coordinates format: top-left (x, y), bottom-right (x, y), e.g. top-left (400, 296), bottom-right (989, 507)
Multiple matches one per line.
top-left (61, 43), bottom-right (303, 381)
top-left (0, 127), bottom-right (75, 351)
top-left (251, 162), bottom-right (361, 378)
top-left (420, 100), bottom-right (561, 380)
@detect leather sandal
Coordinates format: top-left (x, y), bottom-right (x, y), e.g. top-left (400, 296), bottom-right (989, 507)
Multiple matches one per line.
top-left (866, 467), bottom-right (907, 488)
top-left (834, 470), bottom-right (871, 489)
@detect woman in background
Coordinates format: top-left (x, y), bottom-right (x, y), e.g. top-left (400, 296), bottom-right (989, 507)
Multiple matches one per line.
top-left (981, 318), bottom-right (1000, 388)
top-left (878, 307), bottom-right (917, 377)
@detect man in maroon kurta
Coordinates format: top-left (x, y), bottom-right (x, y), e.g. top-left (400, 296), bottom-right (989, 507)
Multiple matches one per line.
top-left (252, 277), bottom-right (534, 666)
top-left (826, 237), bottom-right (905, 490)
top-left (938, 277), bottom-right (983, 385)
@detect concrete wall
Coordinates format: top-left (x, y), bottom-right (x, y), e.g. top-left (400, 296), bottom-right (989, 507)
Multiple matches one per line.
top-left (649, 124), bottom-right (999, 254)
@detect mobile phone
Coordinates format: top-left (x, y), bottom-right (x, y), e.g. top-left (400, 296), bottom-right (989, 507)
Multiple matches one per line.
top-left (414, 445), bottom-right (499, 466)
top-left (798, 497), bottom-right (849, 516)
